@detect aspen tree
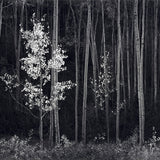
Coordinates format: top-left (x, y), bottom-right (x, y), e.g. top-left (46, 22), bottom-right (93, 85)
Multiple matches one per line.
top-left (82, 0), bottom-right (91, 144)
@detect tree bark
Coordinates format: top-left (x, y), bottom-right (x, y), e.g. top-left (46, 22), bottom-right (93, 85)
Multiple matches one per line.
top-left (134, 0), bottom-right (145, 145)
top-left (116, 0), bottom-right (121, 143)
top-left (154, 0), bottom-right (158, 112)
top-left (82, 0), bottom-right (91, 144)
top-left (16, 0), bottom-right (25, 111)
top-left (0, 0), bottom-right (3, 37)
top-left (101, 0), bottom-right (109, 143)
top-left (90, 6), bottom-right (99, 123)
top-left (50, 0), bottom-right (60, 146)
top-left (39, 73), bottom-right (43, 149)
top-left (69, 0), bottom-right (80, 143)
top-left (140, 0), bottom-right (145, 145)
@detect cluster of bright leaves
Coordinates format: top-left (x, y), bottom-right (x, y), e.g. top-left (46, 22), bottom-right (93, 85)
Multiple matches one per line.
top-left (0, 73), bottom-right (19, 91)
top-left (1, 14), bottom-right (73, 112)
top-left (91, 52), bottom-right (113, 109)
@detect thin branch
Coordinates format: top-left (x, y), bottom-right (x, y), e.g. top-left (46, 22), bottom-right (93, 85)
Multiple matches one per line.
top-left (8, 89), bottom-right (39, 119)
top-left (3, 3), bottom-right (13, 9)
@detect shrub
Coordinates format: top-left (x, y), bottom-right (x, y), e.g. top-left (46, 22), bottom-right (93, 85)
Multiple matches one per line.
top-left (0, 135), bottom-right (51, 160)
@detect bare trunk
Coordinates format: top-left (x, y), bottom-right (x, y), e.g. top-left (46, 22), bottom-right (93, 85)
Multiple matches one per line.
top-left (125, 4), bottom-right (130, 109)
top-left (16, 0), bottom-right (25, 111)
top-left (134, 0), bottom-right (145, 145)
top-left (141, 0), bottom-right (145, 145)
top-left (69, 0), bottom-right (80, 143)
top-left (101, 0), bottom-right (109, 143)
top-left (82, 0), bottom-right (91, 144)
top-left (50, 0), bottom-right (60, 146)
top-left (154, 0), bottom-right (158, 112)
top-left (39, 74), bottom-right (43, 149)
top-left (90, 10), bottom-right (99, 122)
top-left (116, 0), bottom-right (121, 143)
top-left (144, 0), bottom-right (148, 95)
top-left (0, 0), bottom-right (3, 37)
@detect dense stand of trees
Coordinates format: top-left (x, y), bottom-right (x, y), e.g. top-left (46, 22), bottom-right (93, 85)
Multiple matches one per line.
top-left (0, 0), bottom-right (160, 146)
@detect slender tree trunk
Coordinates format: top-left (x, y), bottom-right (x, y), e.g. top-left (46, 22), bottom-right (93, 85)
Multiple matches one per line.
top-left (0, 0), bottom-right (3, 37)
top-left (125, 0), bottom-right (131, 109)
top-left (54, 0), bottom-right (60, 145)
top-left (121, 0), bottom-right (129, 136)
top-left (16, 0), bottom-right (25, 111)
top-left (101, 0), bottom-right (109, 143)
top-left (116, 0), bottom-right (121, 143)
top-left (14, 0), bottom-right (17, 62)
top-left (130, 11), bottom-right (134, 109)
top-left (140, 0), bottom-right (145, 145)
top-left (50, 0), bottom-right (60, 146)
top-left (144, 0), bottom-right (148, 95)
top-left (111, 10), bottom-right (115, 110)
top-left (69, 0), bottom-right (79, 143)
top-left (39, 73), bottom-right (43, 149)
top-left (82, 0), bottom-right (91, 144)
top-left (134, 0), bottom-right (141, 145)
top-left (90, 8), bottom-right (99, 122)
top-left (76, 4), bottom-right (83, 143)
top-left (134, 0), bottom-right (145, 145)
top-left (154, 0), bottom-right (158, 112)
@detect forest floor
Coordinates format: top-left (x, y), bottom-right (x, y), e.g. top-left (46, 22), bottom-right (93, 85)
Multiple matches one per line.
top-left (0, 134), bottom-right (160, 160)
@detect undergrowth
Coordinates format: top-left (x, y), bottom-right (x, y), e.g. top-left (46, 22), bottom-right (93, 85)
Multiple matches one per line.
top-left (0, 131), bottom-right (160, 160)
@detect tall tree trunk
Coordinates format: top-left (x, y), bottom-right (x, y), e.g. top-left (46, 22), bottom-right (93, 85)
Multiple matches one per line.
top-left (134, 0), bottom-right (145, 145)
top-left (90, 6), bottom-right (99, 123)
top-left (14, 0), bottom-right (17, 62)
top-left (154, 0), bottom-right (158, 112)
top-left (82, 0), bottom-right (91, 144)
top-left (69, 0), bottom-right (80, 143)
top-left (116, 0), bottom-right (121, 143)
top-left (50, 0), bottom-right (60, 146)
top-left (54, 0), bottom-right (60, 145)
top-left (144, 0), bottom-right (148, 95)
top-left (0, 0), bottom-right (3, 37)
top-left (16, 0), bottom-right (25, 110)
top-left (39, 73), bottom-right (43, 149)
top-left (122, 0), bottom-right (130, 137)
top-left (35, 1), bottom-right (44, 149)
top-left (101, 0), bottom-right (109, 143)
top-left (140, 0), bottom-right (145, 144)
top-left (124, 0), bottom-right (131, 110)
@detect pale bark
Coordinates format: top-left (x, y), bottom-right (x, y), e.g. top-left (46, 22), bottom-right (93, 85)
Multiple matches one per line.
top-left (140, 0), bottom-right (145, 145)
top-left (50, 0), bottom-right (60, 146)
top-left (134, 0), bottom-right (145, 145)
top-left (90, 8), bottom-right (98, 122)
top-left (101, 0), bottom-right (109, 143)
top-left (16, 0), bottom-right (25, 111)
top-left (116, 0), bottom-right (121, 143)
top-left (39, 73), bottom-right (43, 149)
top-left (125, 1), bottom-right (130, 108)
top-left (82, 0), bottom-right (91, 144)
top-left (154, 0), bottom-right (158, 112)
top-left (144, 0), bottom-right (148, 94)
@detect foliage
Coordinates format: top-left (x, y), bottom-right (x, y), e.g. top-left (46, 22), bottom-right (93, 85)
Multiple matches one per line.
top-left (20, 14), bottom-right (73, 112)
top-left (0, 14), bottom-right (73, 112)
top-left (1, 132), bottom-right (160, 160)
top-left (0, 135), bottom-right (51, 160)
top-left (0, 73), bottom-right (19, 92)
top-left (91, 53), bottom-right (113, 109)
